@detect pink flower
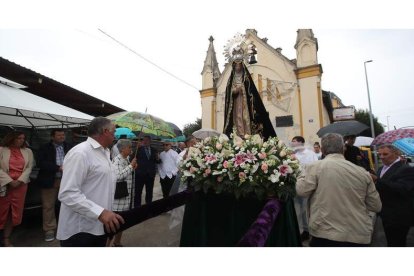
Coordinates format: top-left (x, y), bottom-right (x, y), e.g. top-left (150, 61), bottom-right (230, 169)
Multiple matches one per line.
top-left (234, 153), bottom-right (247, 167)
top-left (246, 151), bottom-right (257, 162)
top-left (223, 160), bottom-right (229, 168)
top-left (233, 151), bottom-right (256, 167)
top-left (217, 176), bottom-right (223, 182)
top-left (261, 163), bottom-right (269, 173)
top-left (204, 154), bottom-right (217, 164)
top-left (278, 164), bottom-right (293, 176)
top-left (258, 152), bottom-right (267, 159)
top-left (238, 172), bottom-right (246, 179)
top-left (190, 166), bottom-right (197, 173)
top-left (216, 143), bottom-right (223, 150)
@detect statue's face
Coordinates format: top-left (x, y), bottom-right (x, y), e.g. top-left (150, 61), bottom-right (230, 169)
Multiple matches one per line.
top-left (234, 62), bottom-right (242, 73)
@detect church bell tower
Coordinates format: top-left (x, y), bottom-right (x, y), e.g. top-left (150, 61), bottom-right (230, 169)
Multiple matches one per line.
top-left (200, 36), bottom-right (221, 130)
top-left (294, 29), bottom-right (324, 141)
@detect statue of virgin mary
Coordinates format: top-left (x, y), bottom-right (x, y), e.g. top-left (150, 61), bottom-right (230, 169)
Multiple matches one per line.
top-left (223, 57), bottom-right (276, 140)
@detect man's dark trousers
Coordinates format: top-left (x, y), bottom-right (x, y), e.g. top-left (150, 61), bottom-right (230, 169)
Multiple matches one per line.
top-left (160, 176), bottom-right (176, 198)
top-left (310, 237), bottom-right (367, 247)
top-left (134, 172), bottom-right (155, 207)
top-left (384, 225), bottom-right (410, 246)
top-left (60, 232), bottom-right (107, 247)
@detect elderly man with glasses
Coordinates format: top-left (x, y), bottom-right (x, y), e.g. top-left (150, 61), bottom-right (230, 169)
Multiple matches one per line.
top-left (158, 141), bottom-right (179, 199)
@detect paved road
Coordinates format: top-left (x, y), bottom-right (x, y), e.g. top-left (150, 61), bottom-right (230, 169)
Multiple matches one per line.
top-left (10, 175), bottom-right (414, 247)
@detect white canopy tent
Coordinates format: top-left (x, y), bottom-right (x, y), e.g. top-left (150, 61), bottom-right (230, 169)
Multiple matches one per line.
top-left (0, 81), bottom-right (93, 129)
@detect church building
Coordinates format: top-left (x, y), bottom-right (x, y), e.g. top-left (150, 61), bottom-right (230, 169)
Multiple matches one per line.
top-left (200, 29), bottom-right (344, 144)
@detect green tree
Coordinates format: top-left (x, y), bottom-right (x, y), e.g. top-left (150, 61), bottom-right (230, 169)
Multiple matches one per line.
top-left (355, 109), bottom-right (385, 136)
top-left (183, 118), bottom-right (202, 137)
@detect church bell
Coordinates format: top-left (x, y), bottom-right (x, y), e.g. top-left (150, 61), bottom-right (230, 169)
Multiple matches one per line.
top-left (249, 55), bottom-right (257, 64)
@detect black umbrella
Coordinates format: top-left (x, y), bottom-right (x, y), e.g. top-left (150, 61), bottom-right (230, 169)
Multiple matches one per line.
top-left (317, 120), bottom-right (369, 137)
top-left (167, 122), bottom-right (183, 137)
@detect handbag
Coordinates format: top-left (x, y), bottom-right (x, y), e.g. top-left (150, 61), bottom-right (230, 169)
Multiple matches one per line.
top-left (114, 181), bottom-right (129, 199)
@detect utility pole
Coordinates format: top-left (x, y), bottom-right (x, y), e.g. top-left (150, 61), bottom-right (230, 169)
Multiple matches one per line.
top-left (386, 115), bottom-right (390, 131)
top-left (364, 60), bottom-right (379, 171)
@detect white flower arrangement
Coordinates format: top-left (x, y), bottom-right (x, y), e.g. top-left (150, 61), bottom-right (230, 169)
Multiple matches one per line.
top-left (180, 131), bottom-right (301, 200)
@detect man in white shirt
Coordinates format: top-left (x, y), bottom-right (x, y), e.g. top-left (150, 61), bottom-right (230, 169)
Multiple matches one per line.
top-left (158, 141), bottom-right (179, 198)
top-left (291, 136), bottom-right (319, 242)
top-left (57, 117), bottom-right (125, 247)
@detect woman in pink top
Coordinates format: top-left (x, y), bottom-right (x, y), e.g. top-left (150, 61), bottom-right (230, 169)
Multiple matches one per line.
top-left (0, 131), bottom-right (34, 246)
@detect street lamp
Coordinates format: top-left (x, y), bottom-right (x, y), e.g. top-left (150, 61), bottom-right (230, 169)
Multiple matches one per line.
top-left (364, 60), bottom-right (379, 170)
top-left (386, 115), bottom-right (390, 131)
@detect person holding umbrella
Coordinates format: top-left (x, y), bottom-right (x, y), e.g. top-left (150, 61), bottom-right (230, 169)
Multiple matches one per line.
top-left (111, 134), bottom-right (127, 160)
top-left (134, 135), bottom-right (160, 207)
top-left (371, 144), bottom-right (414, 246)
top-left (344, 135), bottom-right (369, 170)
top-left (111, 139), bottom-right (137, 246)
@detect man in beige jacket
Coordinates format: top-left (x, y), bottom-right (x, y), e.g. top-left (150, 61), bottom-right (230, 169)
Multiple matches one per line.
top-left (296, 133), bottom-right (382, 246)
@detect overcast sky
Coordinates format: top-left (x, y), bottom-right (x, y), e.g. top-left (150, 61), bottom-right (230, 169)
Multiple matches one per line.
top-left (1, 1), bottom-right (413, 132)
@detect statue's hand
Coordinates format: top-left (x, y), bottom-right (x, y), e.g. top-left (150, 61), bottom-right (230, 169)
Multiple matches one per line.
top-left (232, 86), bottom-right (242, 95)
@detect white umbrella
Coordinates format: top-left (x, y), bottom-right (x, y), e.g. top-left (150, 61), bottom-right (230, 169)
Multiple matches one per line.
top-left (192, 128), bottom-right (221, 139)
top-left (354, 136), bottom-right (374, 147)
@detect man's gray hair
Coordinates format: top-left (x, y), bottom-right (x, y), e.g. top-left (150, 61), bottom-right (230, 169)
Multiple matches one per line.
top-left (378, 144), bottom-right (400, 154)
top-left (88, 117), bottom-right (113, 136)
top-left (117, 139), bottom-right (132, 151)
top-left (321, 133), bottom-right (344, 155)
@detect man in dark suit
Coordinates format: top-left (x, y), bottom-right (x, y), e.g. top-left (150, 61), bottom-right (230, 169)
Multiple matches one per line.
top-left (134, 135), bottom-right (160, 207)
top-left (372, 144), bottom-right (414, 246)
top-left (37, 129), bottom-right (72, 242)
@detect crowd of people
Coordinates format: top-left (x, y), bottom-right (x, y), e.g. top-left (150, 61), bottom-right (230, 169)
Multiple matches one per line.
top-left (0, 116), bottom-right (414, 247)
top-left (0, 117), bottom-right (196, 247)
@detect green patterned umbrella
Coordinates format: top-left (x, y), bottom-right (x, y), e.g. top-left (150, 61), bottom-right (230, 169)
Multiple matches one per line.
top-left (106, 111), bottom-right (176, 138)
